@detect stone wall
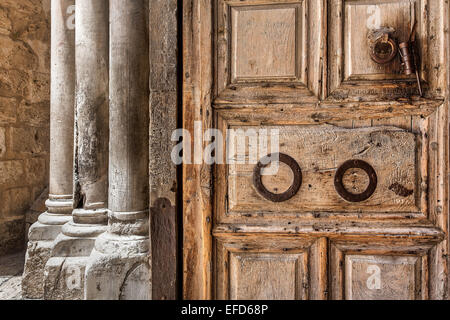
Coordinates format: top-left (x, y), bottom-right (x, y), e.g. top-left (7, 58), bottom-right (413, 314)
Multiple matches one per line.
top-left (0, 0), bottom-right (50, 255)
top-left (149, 0), bottom-right (179, 300)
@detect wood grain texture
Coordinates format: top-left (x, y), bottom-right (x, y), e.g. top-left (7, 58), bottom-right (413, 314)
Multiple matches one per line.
top-left (345, 255), bottom-right (421, 300)
top-left (327, 0), bottom-right (446, 102)
top-left (329, 236), bottom-right (438, 300)
top-left (183, 0), bottom-right (449, 300)
top-left (214, 99), bottom-right (442, 122)
top-left (215, 0), bottom-right (325, 102)
top-left (220, 125), bottom-right (421, 220)
top-left (215, 236), bottom-right (326, 299)
top-left (183, 0), bottom-right (214, 300)
top-left (344, 1), bottom-right (415, 80)
top-left (231, 4), bottom-right (299, 81)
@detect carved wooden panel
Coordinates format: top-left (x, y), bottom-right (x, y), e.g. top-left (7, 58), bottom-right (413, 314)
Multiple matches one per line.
top-left (216, 121), bottom-right (426, 223)
top-left (215, 236), bottom-right (326, 300)
top-left (231, 4), bottom-right (300, 82)
top-left (344, 1), bottom-right (416, 80)
top-left (230, 253), bottom-right (304, 299)
top-left (329, 238), bottom-right (434, 300)
top-left (215, 0), bottom-right (324, 104)
top-left (345, 255), bottom-right (421, 300)
top-left (327, 0), bottom-right (446, 101)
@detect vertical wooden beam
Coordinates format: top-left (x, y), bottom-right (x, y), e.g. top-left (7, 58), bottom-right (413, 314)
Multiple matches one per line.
top-left (427, 0), bottom-right (449, 300)
top-left (182, 0), bottom-right (213, 300)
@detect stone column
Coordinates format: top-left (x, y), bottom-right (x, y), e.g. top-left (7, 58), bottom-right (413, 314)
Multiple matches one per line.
top-left (44, 0), bottom-right (109, 300)
top-left (85, 0), bottom-right (150, 300)
top-left (22, 0), bottom-right (75, 299)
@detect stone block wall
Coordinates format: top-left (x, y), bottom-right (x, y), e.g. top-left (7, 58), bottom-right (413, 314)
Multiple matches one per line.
top-left (149, 0), bottom-right (179, 300)
top-left (0, 0), bottom-right (50, 255)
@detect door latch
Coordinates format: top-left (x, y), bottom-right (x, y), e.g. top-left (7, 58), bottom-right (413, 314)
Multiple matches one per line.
top-left (368, 23), bottom-right (423, 97)
top-left (399, 22), bottom-right (423, 96)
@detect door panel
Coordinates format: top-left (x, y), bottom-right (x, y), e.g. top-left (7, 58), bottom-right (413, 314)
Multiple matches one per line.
top-left (329, 237), bottom-right (438, 300)
top-left (221, 124), bottom-right (422, 218)
top-left (344, 1), bottom-right (416, 80)
top-left (215, 236), bottom-right (327, 300)
top-left (230, 4), bottom-right (301, 81)
top-left (215, 0), bottom-right (323, 103)
top-left (327, 0), bottom-right (445, 101)
top-left (345, 255), bottom-right (422, 300)
top-left (183, 0), bottom-right (449, 300)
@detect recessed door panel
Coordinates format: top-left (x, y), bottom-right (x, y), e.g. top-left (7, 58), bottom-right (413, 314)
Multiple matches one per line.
top-left (215, 237), bottom-right (326, 300)
top-left (327, 0), bottom-right (446, 101)
top-left (345, 255), bottom-right (421, 300)
top-left (231, 4), bottom-right (300, 82)
top-left (217, 123), bottom-right (423, 222)
top-left (215, 0), bottom-right (324, 103)
top-left (344, 1), bottom-right (416, 80)
top-left (230, 253), bottom-right (303, 300)
top-left (329, 238), bottom-right (434, 300)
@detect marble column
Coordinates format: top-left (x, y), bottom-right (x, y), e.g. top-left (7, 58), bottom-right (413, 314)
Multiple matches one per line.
top-left (85, 0), bottom-right (150, 300)
top-left (44, 0), bottom-right (109, 300)
top-left (22, 0), bottom-right (75, 299)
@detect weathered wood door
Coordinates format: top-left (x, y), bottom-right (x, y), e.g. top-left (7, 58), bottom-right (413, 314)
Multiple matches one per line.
top-left (183, 0), bottom-right (449, 300)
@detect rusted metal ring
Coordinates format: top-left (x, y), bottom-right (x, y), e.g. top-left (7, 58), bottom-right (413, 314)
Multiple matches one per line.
top-left (334, 159), bottom-right (377, 203)
top-left (369, 37), bottom-right (398, 64)
top-left (253, 153), bottom-right (302, 203)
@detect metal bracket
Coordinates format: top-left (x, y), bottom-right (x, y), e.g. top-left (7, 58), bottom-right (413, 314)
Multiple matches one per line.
top-left (399, 21), bottom-right (423, 96)
top-left (253, 153), bottom-right (302, 203)
top-left (334, 159), bottom-right (377, 203)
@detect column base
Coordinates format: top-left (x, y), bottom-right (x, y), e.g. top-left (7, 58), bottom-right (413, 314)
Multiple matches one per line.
top-left (22, 203), bottom-right (72, 299)
top-left (85, 232), bottom-right (151, 300)
top-left (51, 220), bottom-right (108, 257)
top-left (22, 239), bottom-right (54, 299)
top-left (42, 217), bottom-right (108, 300)
top-left (44, 256), bottom-right (88, 300)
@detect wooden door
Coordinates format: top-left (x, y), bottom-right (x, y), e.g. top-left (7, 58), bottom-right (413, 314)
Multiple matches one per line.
top-left (183, 0), bottom-right (449, 300)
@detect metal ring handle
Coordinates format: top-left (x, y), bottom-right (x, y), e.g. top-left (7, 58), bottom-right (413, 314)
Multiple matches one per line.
top-left (253, 153), bottom-right (302, 203)
top-left (334, 159), bottom-right (377, 203)
top-left (369, 37), bottom-right (398, 64)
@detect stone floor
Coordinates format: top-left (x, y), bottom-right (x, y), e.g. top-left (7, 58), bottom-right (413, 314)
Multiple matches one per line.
top-left (0, 251), bottom-right (25, 300)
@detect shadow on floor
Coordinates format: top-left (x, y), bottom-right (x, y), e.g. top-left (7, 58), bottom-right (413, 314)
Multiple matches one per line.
top-left (0, 251), bottom-right (25, 300)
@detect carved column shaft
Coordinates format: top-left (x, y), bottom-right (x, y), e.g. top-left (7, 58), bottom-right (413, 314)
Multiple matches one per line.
top-left (57, 0), bottom-right (109, 241)
top-left (73, 0), bottom-right (109, 220)
top-left (107, 0), bottom-right (150, 240)
top-left (43, 0), bottom-right (109, 300)
top-left (49, 1), bottom-right (75, 205)
top-left (22, 0), bottom-right (76, 299)
top-left (86, 0), bottom-right (150, 300)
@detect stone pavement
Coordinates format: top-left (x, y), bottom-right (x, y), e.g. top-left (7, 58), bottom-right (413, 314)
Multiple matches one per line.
top-left (0, 251), bottom-right (25, 300)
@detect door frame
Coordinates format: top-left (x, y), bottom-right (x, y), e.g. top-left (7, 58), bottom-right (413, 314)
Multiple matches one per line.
top-left (182, 0), bottom-right (450, 300)
top-left (182, 0), bottom-right (214, 300)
